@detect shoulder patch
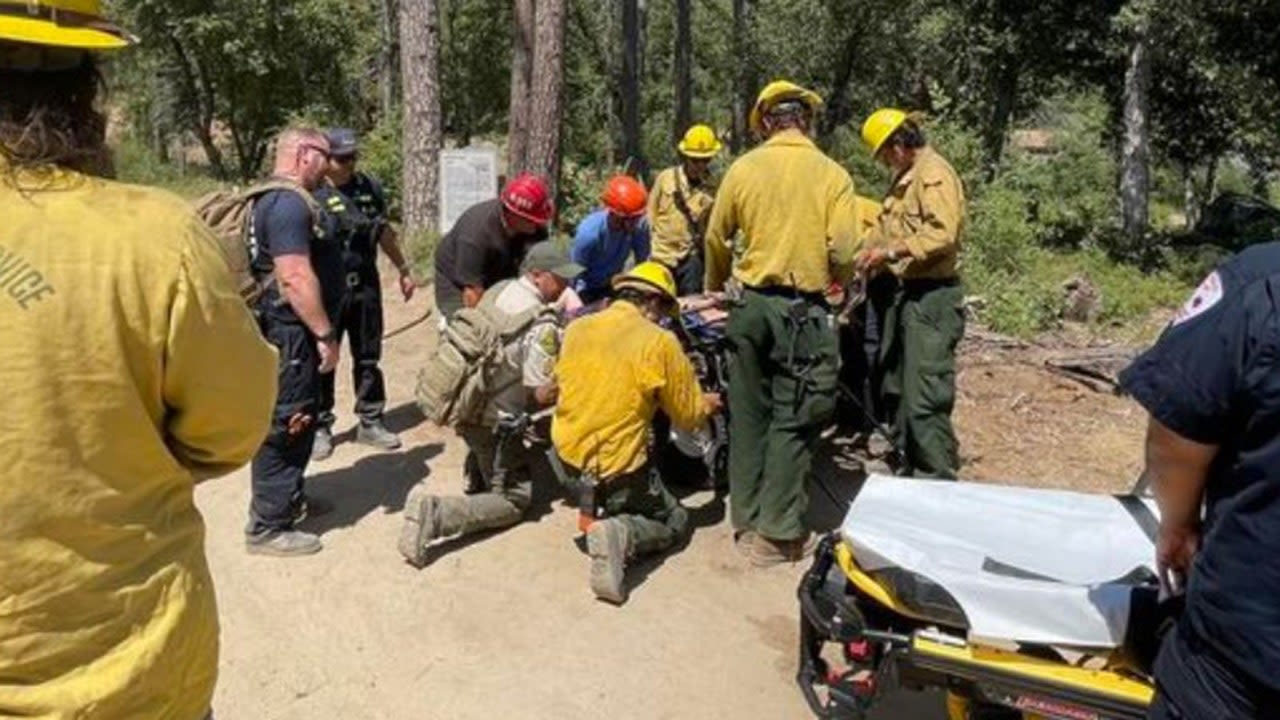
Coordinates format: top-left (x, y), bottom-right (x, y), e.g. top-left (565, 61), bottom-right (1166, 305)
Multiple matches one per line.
top-left (1171, 271), bottom-right (1224, 327)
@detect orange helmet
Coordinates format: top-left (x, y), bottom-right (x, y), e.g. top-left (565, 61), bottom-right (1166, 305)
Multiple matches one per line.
top-left (600, 175), bottom-right (648, 218)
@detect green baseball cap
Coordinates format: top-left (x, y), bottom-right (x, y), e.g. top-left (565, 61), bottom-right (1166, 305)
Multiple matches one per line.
top-left (522, 242), bottom-right (584, 280)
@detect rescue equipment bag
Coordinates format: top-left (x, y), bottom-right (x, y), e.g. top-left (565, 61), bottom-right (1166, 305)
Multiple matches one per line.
top-left (415, 280), bottom-right (556, 427)
top-left (193, 179), bottom-right (322, 305)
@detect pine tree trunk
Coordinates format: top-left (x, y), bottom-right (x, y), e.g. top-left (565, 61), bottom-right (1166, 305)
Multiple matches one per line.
top-left (508, 0), bottom-right (536, 175)
top-left (400, 0), bottom-right (443, 234)
top-left (380, 0), bottom-right (401, 120)
top-left (1182, 163), bottom-right (1199, 230)
top-left (1120, 11), bottom-right (1151, 244)
top-left (673, 0), bottom-right (692, 143)
top-left (730, 0), bottom-right (753, 152)
top-left (527, 0), bottom-right (566, 197)
top-left (621, 0), bottom-right (644, 173)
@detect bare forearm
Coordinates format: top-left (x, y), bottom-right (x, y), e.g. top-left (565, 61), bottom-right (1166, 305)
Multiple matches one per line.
top-left (279, 268), bottom-right (332, 337)
top-left (378, 226), bottom-right (410, 271)
top-left (1145, 417), bottom-right (1215, 529)
top-left (462, 285), bottom-right (484, 308)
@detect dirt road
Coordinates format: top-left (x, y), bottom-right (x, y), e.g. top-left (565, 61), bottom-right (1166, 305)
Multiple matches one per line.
top-left (198, 264), bottom-right (1145, 719)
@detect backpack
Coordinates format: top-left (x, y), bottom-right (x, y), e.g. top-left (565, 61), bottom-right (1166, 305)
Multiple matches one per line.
top-left (193, 179), bottom-right (323, 305)
top-left (416, 280), bottom-right (557, 427)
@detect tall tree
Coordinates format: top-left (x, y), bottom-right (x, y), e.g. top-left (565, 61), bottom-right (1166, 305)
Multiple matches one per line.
top-left (621, 0), bottom-right (644, 173)
top-left (730, 0), bottom-right (753, 152)
top-left (400, 0), bottom-right (443, 233)
top-left (527, 0), bottom-right (567, 196)
top-left (380, 0), bottom-right (401, 120)
top-left (1119, 2), bottom-right (1151, 244)
top-left (673, 0), bottom-right (692, 142)
top-left (508, 0), bottom-right (536, 174)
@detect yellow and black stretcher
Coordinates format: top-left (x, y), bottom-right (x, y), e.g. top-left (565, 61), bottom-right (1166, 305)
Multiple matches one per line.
top-left (797, 535), bottom-right (1176, 720)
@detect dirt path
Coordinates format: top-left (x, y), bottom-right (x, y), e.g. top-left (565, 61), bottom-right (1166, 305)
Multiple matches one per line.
top-left (198, 263), bottom-right (1147, 719)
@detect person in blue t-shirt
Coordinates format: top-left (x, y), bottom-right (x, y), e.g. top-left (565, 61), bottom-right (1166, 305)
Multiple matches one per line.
top-left (571, 174), bottom-right (652, 304)
top-left (1118, 241), bottom-right (1280, 719)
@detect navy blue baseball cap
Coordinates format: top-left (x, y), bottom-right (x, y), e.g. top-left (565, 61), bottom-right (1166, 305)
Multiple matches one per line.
top-left (326, 128), bottom-right (359, 157)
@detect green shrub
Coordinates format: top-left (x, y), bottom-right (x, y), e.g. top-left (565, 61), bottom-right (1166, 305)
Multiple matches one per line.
top-left (113, 135), bottom-right (224, 199)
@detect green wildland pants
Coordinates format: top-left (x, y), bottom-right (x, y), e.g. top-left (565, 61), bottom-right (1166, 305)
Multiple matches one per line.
top-left (726, 289), bottom-right (839, 541)
top-left (879, 280), bottom-right (965, 479)
top-left (429, 423), bottom-right (538, 538)
top-left (555, 458), bottom-right (689, 557)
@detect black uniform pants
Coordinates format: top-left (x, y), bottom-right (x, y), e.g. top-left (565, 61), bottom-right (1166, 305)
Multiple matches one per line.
top-left (249, 320), bottom-right (321, 536)
top-left (318, 274), bottom-right (387, 426)
top-left (668, 252), bottom-right (705, 297)
top-left (1148, 621), bottom-right (1280, 719)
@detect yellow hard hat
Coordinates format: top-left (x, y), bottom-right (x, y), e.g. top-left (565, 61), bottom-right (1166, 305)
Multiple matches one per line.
top-left (677, 124), bottom-right (722, 159)
top-left (612, 261), bottom-right (678, 303)
top-left (0, 0), bottom-right (136, 50)
top-left (749, 80), bottom-right (824, 134)
top-left (861, 108), bottom-right (910, 155)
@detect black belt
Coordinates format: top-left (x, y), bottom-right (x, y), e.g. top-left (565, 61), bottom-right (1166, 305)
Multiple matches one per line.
top-left (743, 284), bottom-right (824, 304)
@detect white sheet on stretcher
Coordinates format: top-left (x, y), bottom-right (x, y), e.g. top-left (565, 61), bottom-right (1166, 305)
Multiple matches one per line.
top-left (840, 475), bottom-right (1160, 649)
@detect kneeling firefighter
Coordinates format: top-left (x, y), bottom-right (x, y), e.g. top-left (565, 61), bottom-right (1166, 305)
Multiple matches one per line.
top-left (550, 262), bottom-right (723, 604)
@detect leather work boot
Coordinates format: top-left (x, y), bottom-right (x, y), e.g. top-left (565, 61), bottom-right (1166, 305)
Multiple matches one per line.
top-left (398, 484), bottom-right (439, 567)
top-left (733, 529), bottom-right (760, 560)
top-left (357, 419), bottom-right (402, 450)
top-left (246, 529), bottom-right (322, 557)
top-left (311, 426), bottom-right (334, 461)
top-left (586, 519), bottom-right (630, 605)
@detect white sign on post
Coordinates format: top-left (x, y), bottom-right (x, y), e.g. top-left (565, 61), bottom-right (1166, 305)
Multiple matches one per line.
top-left (439, 148), bottom-right (499, 234)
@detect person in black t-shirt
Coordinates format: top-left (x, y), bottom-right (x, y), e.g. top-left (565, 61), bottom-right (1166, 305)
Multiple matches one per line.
top-left (311, 129), bottom-right (417, 459)
top-left (1119, 242), bottom-right (1280, 719)
top-left (432, 173), bottom-right (554, 319)
top-left (244, 127), bottom-right (342, 558)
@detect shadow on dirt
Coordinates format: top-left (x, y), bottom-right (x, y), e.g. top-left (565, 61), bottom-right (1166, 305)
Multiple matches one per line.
top-left (303, 441), bottom-right (444, 535)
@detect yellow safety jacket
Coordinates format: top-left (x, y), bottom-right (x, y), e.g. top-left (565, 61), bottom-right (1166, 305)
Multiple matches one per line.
top-left (704, 129), bottom-right (858, 294)
top-left (878, 146), bottom-right (965, 281)
top-left (552, 301), bottom-right (708, 478)
top-left (647, 165), bottom-right (714, 267)
top-left (0, 160), bottom-right (277, 719)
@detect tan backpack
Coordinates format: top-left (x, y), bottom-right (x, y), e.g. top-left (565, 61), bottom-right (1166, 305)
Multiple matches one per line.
top-left (193, 179), bottom-right (323, 305)
top-left (416, 280), bottom-right (556, 427)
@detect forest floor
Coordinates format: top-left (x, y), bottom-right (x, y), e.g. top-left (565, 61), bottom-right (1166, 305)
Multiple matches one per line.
top-left (196, 260), bottom-right (1151, 719)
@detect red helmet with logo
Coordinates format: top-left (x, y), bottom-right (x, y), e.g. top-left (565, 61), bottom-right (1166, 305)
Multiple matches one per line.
top-left (501, 173), bottom-right (554, 226)
top-left (600, 174), bottom-right (648, 218)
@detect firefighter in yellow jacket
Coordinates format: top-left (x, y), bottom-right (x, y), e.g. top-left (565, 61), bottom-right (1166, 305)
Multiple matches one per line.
top-left (0, 5), bottom-right (278, 718)
top-left (857, 108), bottom-right (966, 479)
top-left (648, 124), bottom-right (722, 295)
top-left (552, 262), bottom-right (723, 604)
top-left (705, 80), bottom-right (859, 566)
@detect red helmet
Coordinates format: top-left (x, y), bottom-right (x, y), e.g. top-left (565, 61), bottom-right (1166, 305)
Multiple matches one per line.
top-left (501, 173), bottom-right (554, 226)
top-left (600, 174), bottom-right (648, 218)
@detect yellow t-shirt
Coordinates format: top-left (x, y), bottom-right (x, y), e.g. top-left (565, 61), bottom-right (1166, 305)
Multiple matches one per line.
top-left (0, 161), bottom-right (278, 719)
top-left (704, 129), bottom-right (859, 293)
top-left (647, 165), bottom-right (714, 267)
top-left (552, 301), bottom-right (708, 478)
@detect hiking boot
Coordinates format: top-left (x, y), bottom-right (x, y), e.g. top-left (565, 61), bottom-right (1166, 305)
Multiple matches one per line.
top-left (398, 484), bottom-right (439, 567)
top-left (245, 529), bottom-right (322, 557)
top-left (357, 420), bottom-right (402, 450)
top-left (791, 533), bottom-right (818, 560)
top-left (748, 534), bottom-right (797, 568)
top-left (586, 519), bottom-right (629, 604)
top-left (462, 451), bottom-right (486, 495)
top-left (733, 529), bottom-right (760, 560)
top-left (311, 426), bottom-right (334, 461)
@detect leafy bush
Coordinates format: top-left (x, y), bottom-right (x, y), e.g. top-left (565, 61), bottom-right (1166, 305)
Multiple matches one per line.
top-left (113, 135), bottom-right (224, 199)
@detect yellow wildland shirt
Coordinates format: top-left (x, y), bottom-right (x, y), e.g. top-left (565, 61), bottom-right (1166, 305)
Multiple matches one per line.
top-left (647, 165), bottom-right (714, 267)
top-left (552, 301), bottom-right (708, 478)
top-left (0, 161), bottom-right (277, 719)
top-left (704, 129), bottom-right (859, 294)
top-left (855, 194), bottom-right (883, 250)
top-left (878, 146), bottom-right (965, 281)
